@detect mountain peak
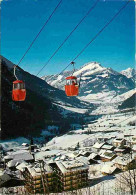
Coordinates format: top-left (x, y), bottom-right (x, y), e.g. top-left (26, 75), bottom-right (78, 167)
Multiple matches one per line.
top-left (120, 67), bottom-right (135, 78)
top-left (81, 61), bottom-right (102, 69)
top-left (74, 62), bottom-right (104, 77)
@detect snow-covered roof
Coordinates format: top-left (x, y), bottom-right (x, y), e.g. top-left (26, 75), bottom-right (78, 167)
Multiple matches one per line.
top-left (76, 156), bottom-right (89, 165)
top-left (113, 155), bottom-right (135, 166)
top-left (16, 162), bottom-right (28, 171)
top-left (35, 150), bottom-right (62, 161)
top-left (114, 148), bottom-right (125, 152)
top-left (113, 138), bottom-right (125, 143)
top-left (25, 163), bottom-right (53, 177)
top-left (88, 153), bottom-right (99, 160)
top-left (101, 163), bottom-right (117, 174)
top-left (92, 142), bottom-right (105, 149)
top-left (101, 144), bottom-right (114, 150)
top-left (4, 151), bottom-right (33, 161)
top-left (100, 151), bottom-right (116, 160)
top-left (56, 160), bottom-right (88, 174)
top-left (7, 159), bottom-right (24, 168)
top-left (22, 143), bottom-right (29, 146)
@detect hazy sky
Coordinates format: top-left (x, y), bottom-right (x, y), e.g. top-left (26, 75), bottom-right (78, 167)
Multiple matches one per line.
top-left (1, 0), bottom-right (135, 76)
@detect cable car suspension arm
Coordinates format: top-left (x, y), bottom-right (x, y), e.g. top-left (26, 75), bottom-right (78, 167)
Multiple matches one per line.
top-left (13, 66), bottom-right (18, 80)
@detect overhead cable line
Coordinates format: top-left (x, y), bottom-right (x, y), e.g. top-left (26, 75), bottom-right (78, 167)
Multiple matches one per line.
top-left (57, 0), bottom-right (130, 76)
top-left (36, 0), bottom-right (100, 76)
top-left (17, 0), bottom-right (63, 66)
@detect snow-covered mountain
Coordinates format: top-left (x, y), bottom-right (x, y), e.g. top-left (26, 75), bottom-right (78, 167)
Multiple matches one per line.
top-left (42, 62), bottom-right (135, 103)
top-left (120, 68), bottom-right (135, 78)
top-left (1, 56), bottom-right (93, 139)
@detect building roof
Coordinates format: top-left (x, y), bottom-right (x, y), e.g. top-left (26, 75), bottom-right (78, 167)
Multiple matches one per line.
top-left (4, 151), bottom-right (33, 161)
top-left (25, 163), bottom-right (53, 177)
top-left (100, 151), bottom-right (116, 160)
top-left (101, 163), bottom-right (118, 174)
top-left (113, 155), bottom-right (134, 166)
top-left (7, 159), bottom-right (24, 168)
top-left (113, 138), bottom-right (125, 143)
top-left (56, 160), bottom-right (88, 174)
top-left (35, 150), bottom-right (61, 160)
top-left (76, 156), bottom-right (89, 165)
top-left (101, 144), bottom-right (114, 150)
top-left (92, 142), bottom-right (105, 149)
top-left (88, 153), bottom-right (99, 160)
top-left (16, 162), bottom-right (28, 171)
top-left (114, 148), bottom-right (126, 153)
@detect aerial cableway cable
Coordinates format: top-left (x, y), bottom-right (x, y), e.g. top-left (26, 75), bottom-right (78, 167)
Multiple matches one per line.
top-left (17, 0), bottom-right (63, 67)
top-left (12, 0), bottom-right (63, 101)
top-left (36, 0), bottom-right (100, 76)
top-left (57, 0), bottom-right (130, 76)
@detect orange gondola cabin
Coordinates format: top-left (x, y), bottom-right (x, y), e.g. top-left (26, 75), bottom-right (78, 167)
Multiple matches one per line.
top-left (12, 80), bottom-right (26, 101)
top-left (65, 76), bottom-right (79, 96)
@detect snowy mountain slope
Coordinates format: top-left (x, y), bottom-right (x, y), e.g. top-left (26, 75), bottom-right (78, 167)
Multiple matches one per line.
top-left (118, 93), bottom-right (136, 110)
top-left (120, 67), bottom-right (135, 78)
top-left (1, 56), bottom-right (92, 109)
top-left (111, 89), bottom-right (136, 103)
top-left (43, 62), bottom-right (135, 103)
top-left (1, 56), bottom-right (94, 139)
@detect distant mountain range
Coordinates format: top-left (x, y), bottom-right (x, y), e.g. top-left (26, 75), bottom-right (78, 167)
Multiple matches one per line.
top-left (42, 62), bottom-right (135, 103)
top-left (1, 57), bottom-right (135, 139)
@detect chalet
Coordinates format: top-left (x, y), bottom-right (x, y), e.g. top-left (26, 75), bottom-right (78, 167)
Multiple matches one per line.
top-left (4, 151), bottom-right (34, 168)
top-left (77, 151), bottom-right (91, 158)
top-left (88, 153), bottom-right (100, 160)
top-left (4, 151), bottom-right (34, 162)
top-left (7, 159), bottom-right (24, 171)
top-left (112, 138), bottom-right (126, 148)
top-left (100, 151), bottom-right (117, 162)
top-left (114, 148), bottom-right (126, 156)
top-left (113, 155), bottom-right (136, 171)
top-left (22, 143), bottom-right (29, 147)
top-left (101, 144), bottom-right (114, 151)
top-left (97, 137), bottom-right (109, 143)
top-left (35, 150), bottom-right (61, 161)
top-left (101, 163), bottom-right (120, 175)
top-left (92, 142), bottom-right (105, 152)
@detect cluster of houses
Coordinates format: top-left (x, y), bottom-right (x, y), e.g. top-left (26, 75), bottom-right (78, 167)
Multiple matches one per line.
top-left (0, 132), bottom-right (136, 193)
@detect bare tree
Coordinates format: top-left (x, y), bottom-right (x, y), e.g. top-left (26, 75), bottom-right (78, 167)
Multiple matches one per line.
top-left (115, 160), bottom-right (136, 194)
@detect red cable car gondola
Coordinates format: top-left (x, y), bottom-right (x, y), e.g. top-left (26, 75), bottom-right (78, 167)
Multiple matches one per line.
top-left (65, 76), bottom-right (79, 96)
top-left (12, 80), bottom-right (26, 101)
top-left (12, 65), bottom-right (26, 101)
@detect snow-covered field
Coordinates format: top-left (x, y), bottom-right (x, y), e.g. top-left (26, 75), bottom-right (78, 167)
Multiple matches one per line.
top-left (0, 111), bottom-right (136, 195)
top-left (46, 112), bottom-right (136, 150)
top-left (0, 137), bottom-right (29, 150)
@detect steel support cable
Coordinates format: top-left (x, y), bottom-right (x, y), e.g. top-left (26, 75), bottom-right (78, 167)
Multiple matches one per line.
top-left (17, 0), bottom-right (63, 66)
top-left (36, 0), bottom-right (100, 76)
top-left (57, 0), bottom-right (130, 76)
